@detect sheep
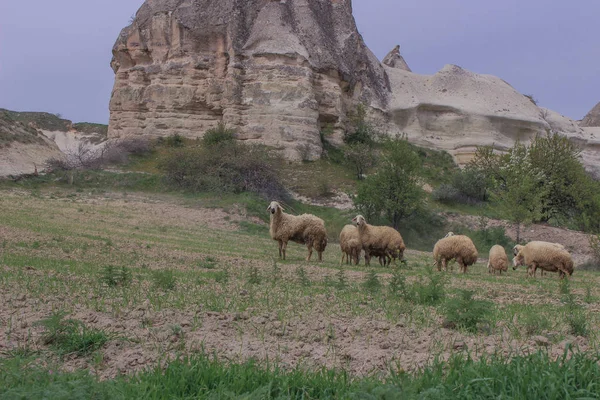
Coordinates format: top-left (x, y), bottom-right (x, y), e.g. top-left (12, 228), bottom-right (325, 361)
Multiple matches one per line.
top-left (339, 225), bottom-right (361, 265)
top-left (444, 232), bottom-right (455, 238)
top-left (512, 241), bottom-right (573, 278)
top-left (487, 245), bottom-right (508, 275)
top-left (433, 235), bottom-right (478, 273)
top-left (351, 215), bottom-right (405, 266)
top-left (512, 242), bottom-right (565, 277)
top-left (267, 201), bottom-right (327, 261)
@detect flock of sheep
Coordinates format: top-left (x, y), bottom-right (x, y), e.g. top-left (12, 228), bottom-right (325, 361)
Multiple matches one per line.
top-left (266, 201), bottom-right (575, 279)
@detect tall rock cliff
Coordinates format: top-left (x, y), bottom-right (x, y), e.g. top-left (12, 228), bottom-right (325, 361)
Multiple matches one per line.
top-left (109, 0), bottom-right (389, 159)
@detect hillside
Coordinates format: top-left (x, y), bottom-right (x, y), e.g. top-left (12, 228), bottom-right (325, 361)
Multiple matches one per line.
top-left (0, 109), bottom-right (108, 175)
top-left (0, 109), bottom-right (63, 176)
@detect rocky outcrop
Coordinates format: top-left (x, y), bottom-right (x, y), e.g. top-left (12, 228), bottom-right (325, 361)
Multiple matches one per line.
top-left (581, 102), bottom-right (600, 127)
top-left (382, 45), bottom-right (411, 72)
top-left (109, 0), bottom-right (389, 160)
top-left (108, 1), bottom-right (600, 169)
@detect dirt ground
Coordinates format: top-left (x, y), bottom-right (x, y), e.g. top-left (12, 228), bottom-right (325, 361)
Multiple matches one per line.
top-left (0, 189), bottom-right (598, 379)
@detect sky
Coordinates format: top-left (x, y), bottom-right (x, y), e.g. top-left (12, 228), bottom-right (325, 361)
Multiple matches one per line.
top-left (0, 0), bottom-right (597, 124)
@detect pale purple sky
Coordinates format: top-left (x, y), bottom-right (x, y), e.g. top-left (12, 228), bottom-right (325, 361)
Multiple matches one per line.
top-left (0, 0), bottom-right (597, 124)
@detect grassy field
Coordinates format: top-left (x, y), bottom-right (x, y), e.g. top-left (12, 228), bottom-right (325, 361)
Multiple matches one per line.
top-left (1, 185), bottom-right (600, 397)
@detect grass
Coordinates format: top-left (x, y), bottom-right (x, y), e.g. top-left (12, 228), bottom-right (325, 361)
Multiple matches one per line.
top-left (2, 351), bottom-right (600, 399)
top-left (36, 311), bottom-right (109, 356)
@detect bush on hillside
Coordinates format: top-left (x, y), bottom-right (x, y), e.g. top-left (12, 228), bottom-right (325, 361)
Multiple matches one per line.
top-left (202, 122), bottom-right (236, 147)
top-left (159, 141), bottom-right (288, 200)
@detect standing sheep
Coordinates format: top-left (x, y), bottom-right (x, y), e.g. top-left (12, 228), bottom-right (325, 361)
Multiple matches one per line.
top-left (512, 242), bottom-right (565, 277)
top-left (512, 241), bottom-right (573, 278)
top-left (267, 201), bottom-right (327, 261)
top-left (339, 225), bottom-right (361, 265)
top-left (351, 215), bottom-right (405, 266)
top-left (433, 235), bottom-right (478, 273)
top-left (487, 245), bottom-right (508, 275)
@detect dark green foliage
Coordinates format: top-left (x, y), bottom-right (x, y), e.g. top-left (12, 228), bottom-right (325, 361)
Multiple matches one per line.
top-left (99, 265), bottom-right (132, 287)
top-left (3, 351), bottom-right (600, 399)
top-left (442, 290), bottom-right (492, 333)
top-left (36, 311), bottom-right (109, 356)
top-left (343, 104), bottom-right (376, 146)
top-left (354, 137), bottom-right (425, 229)
top-left (560, 279), bottom-right (589, 336)
top-left (431, 183), bottom-right (461, 204)
top-left (247, 266), bottom-right (261, 285)
top-left (197, 257), bottom-right (217, 269)
top-left (362, 270), bottom-right (381, 294)
top-left (214, 269), bottom-right (229, 284)
top-left (202, 122), bottom-right (236, 146)
top-left (159, 141), bottom-right (288, 200)
top-left (152, 270), bottom-right (177, 291)
top-left (296, 266), bottom-right (311, 287)
top-left (389, 268), bottom-right (446, 305)
top-left (161, 133), bottom-right (185, 147)
top-left (343, 143), bottom-right (376, 180)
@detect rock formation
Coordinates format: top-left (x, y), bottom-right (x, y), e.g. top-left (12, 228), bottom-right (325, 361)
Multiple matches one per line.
top-left (0, 110), bottom-right (63, 176)
top-left (108, 0), bottom-right (600, 170)
top-left (382, 45), bottom-right (411, 72)
top-left (581, 102), bottom-right (600, 127)
top-left (109, 0), bottom-right (389, 160)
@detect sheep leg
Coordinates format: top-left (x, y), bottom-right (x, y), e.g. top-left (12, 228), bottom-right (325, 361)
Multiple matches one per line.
top-left (278, 240), bottom-right (283, 259)
top-left (318, 250), bottom-right (323, 262)
top-left (306, 244), bottom-right (313, 262)
top-left (340, 252), bottom-right (346, 266)
top-left (441, 259), bottom-right (447, 272)
top-left (364, 251), bottom-right (371, 266)
top-left (281, 241), bottom-right (288, 260)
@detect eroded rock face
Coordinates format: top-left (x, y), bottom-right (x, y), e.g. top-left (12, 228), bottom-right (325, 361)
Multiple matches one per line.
top-left (581, 102), bottom-right (600, 127)
top-left (109, 0), bottom-right (389, 160)
top-left (109, 1), bottom-right (600, 170)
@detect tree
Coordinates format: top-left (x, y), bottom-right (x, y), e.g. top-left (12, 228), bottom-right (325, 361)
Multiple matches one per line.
top-left (493, 142), bottom-right (546, 243)
top-left (354, 137), bottom-right (425, 229)
top-left (344, 143), bottom-right (376, 180)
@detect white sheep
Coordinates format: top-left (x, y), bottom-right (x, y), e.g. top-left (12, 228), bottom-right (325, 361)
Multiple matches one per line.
top-left (351, 215), bottom-right (405, 266)
top-left (512, 242), bottom-right (565, 277)
top-left (512, 241), bottom-right (573, 278)
top-left (339, 225), bottom-right (361, 265)
top-left (433, 235), bottom-right (478, 273)
top-left (487, 245), bottom-right (508, 275)
top-left (267, 201), bottom-right (328, 261)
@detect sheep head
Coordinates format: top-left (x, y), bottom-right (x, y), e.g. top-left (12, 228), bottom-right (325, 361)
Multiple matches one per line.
top-left (352, 215), bottom-right (366, 227)
top-left (444, 232), bottom-right (455, 238)
top-left (512, 244), bottom-right (524, 257)
top-left (267, 201), bottom-right (283, 215)
top-left (512, 250), bottom-right (525, 270)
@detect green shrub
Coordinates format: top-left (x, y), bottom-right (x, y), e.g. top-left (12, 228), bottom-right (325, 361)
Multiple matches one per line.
top-left (431, 184), bottom-right (461, 204)
top-left (152, 270), bottom-right (177, 291)
top-left (442, 290), bottom-right (492, 333)
top-left (362, 270), bottom-right (381, 294)
top-left (99, 265), bottom-right (132, 287)
top-left (156, 133), bottom-right (186, 147)
top-left (36, 311), bottom-right (109, 356)
top-left (202, 122), bottom-right (236, 146)
top-left (389, 268), bottom-right (446, 305)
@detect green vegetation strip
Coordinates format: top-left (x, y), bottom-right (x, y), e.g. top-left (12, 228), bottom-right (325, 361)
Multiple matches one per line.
top-left (2, 351), bottom-right (599, 399)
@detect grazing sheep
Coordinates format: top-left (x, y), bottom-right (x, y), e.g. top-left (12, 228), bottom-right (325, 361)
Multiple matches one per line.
top-left (487, 245), bottom-right (508, 275)
top-left (339, 225), bottom-right (361, 265)
top-left (267, 201), bottom-right (327, 261)
top-left (512, 242), bottom-right (565, 277)
top-left (351, 215), bottom-right (405, 266)
top-left (512, 241), bottom-right (573, 278)
top-left (433, 235), bottom-right (478, 273)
